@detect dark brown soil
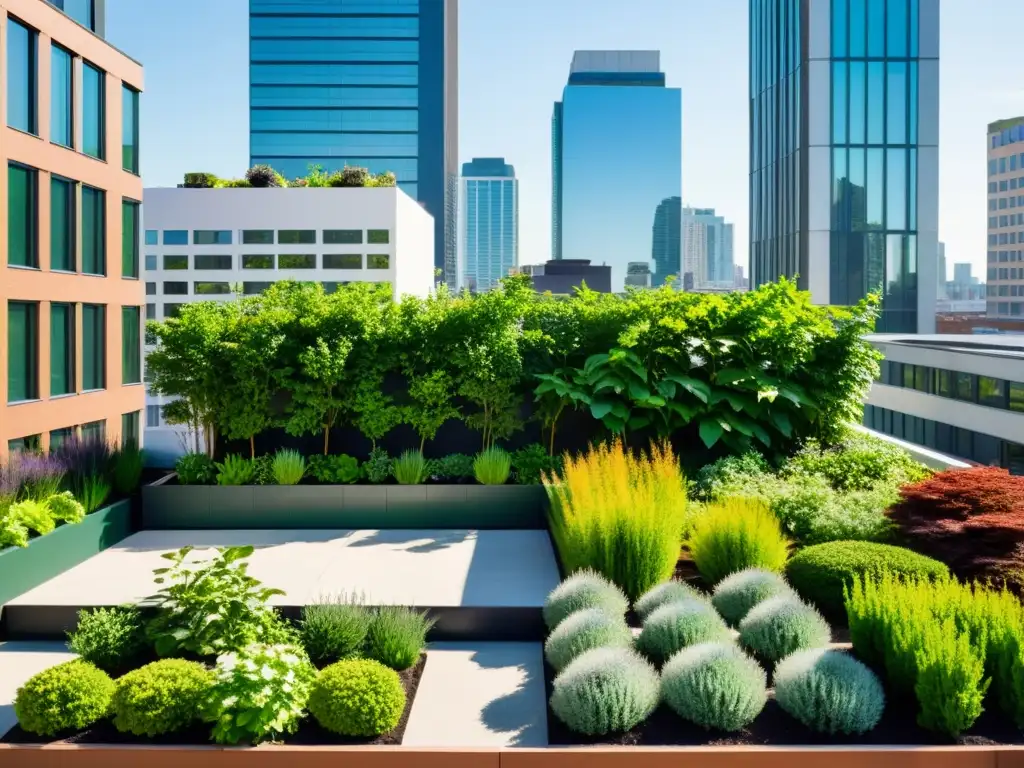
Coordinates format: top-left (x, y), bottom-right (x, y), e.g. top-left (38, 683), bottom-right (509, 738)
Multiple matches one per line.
top-left (2, 654), bottom-right (426, 747)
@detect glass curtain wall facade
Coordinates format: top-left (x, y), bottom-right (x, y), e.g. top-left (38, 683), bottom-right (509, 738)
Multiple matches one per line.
top-left (651, 196), bottom-right (681, 286)
top-left (249, 0), bottom-right (457, 283)
top-left (749, 0), bottom-right (939, 332)
top-left (459, 157), bottom-right (518, 292)
top-left (45, 0), bottom-right (103, 36)
top-left (552, 51), bottom-right (681, 291)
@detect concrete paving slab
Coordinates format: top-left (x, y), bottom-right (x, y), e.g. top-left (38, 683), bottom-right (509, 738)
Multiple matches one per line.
top-left (0, 642), bottom-right (76, 737)
top-left (403, 642), bottom-right (547, 747)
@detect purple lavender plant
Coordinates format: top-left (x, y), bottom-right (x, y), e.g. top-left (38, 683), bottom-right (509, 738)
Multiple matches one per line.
top-left (0, 453), bottom-right (65, 502)
top-left (51, 435), bottom-right (114, 485)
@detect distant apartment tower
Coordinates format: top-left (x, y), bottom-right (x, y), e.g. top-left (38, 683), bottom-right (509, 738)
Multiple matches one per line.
top-left (651, 196), bottom-right (681, 285)
top-left (750, 0), bottom-right (940, 332)
top-left (986, 117), bottom-right (1024, 319)
top-left (683, 207), bottom-right (735, 289)
top-left (552, 51), bottom-right (681, 290)
top-left (248, 0), bottom-right (458, 285)
top-left (2, 0), bottom-right (144, 457)
top-left (459, 158), bottom-right (518, 292)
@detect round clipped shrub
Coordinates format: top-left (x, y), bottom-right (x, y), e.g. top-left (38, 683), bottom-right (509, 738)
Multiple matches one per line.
top-left (543, 570), bottom-right (628, 631)
top-left (661, 642), bottom-right (767, 731)
top-left (636, 599), bottom-right (732, 664)
top-left (14, 660), bottom-right (115, 736)
top-left (549, 647), bottom-right (660, 736)
top-left (634, 580), bottom-right (706, 621)
top-left (738, 595), bottom-right (830, 665)
top-left (307, 659), bottom-right (406, 737)
top-left (774, 648), bottom-right (885, 734)
top-left (785, 541), bottom-right (949, 620)
top-left (544, 608), bottom-right (634, 672)
top-left (111, 659), bottom-right (213, 736)
top-left (712, 568), bottom-right (795, 627)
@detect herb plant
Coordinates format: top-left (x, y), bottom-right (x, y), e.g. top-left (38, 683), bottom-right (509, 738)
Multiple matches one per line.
top-left (425, 453), bottom-right (475, 482)
top-left (307, 454), bottom-right (361, 484)
top-left (364, 447), bottom-right (393, 484)
top-left (300, 594), bottom-right (371, 666)
top-left (365, 606), bottom-right (434, 670)
top-left (512, 443), bottom-right (563, 485)
top-left (68, 606), bottom-right (147, 673)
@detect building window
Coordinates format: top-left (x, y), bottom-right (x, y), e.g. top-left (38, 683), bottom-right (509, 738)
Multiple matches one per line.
top-left (6, 18), bottom-right (37, 135)
top-left (8, 435), bottom-right (41, 454)
top-left (323, 254), bottom-right (362, 270)
top-left (194, 254), bottom-right (232, 270)
top-left (7, 302), bottom-right (38, 402)
top-left (242, 230), bottom-right (274, 245)
top-left (145, 254), bottom-right (157, 271)
top-left (49, 427), bottom-right (74, 450)
top-left (933, 369), bottom-right (953, 398)
top-left (122, 199), bottom-right (140, 278)
top-left (50, 302), bottom-right (75, 396)
top-left (242, 254), bottom-right (274, 269)
top-left (146, 303), bottom-right (156, 320)
top-left (122, 85), bottom-right (140, 173)
top-left (368, 254), bottom-right (390, 269)
top-left (121, 411), bottom-right (140, 447)
top-left (82, 304), bottom-right (106, 391)
top-left (243, 282), bottom-right (272, 295)
top-left (279, 254), bottom-right (315, 269)
top-left (163, 255), bottom-right (188, 270)
top-left (51, 45), bottom-right (74, 148)
top-left (163, 281), bottom-right (188, 295)
top-left (82, 185), bottom-right (106, 275)
top-left (324, 230), bottom-right (362, 244)
top-left (193, 230), bottom-right (232, 245)
top-left (145, 282), bottom-right (156, 295)
top-left (979, 376), bottom-right (1007, 408)
top-left (146, 404), bottom-right (162, 428)
top-left (164, 303), bottom-right (184, 318)
top-left (1011, 382), bottom-right (1024, 413)
top-left (51, 176), bottom-right (76, 272)
top-left (145, 230), bottom-right (158, 246)
top-left (82, 61), bottom-right (105, 160)
top-left (122, 306), bottom-right (141, 384)
top-left (278, 230), bottom-right (316, 245)
top-left (163, 230), bottom-right (188, 245)
top-left (955, 372), bottom-right (975, 403)
top-left (367, 229), bottom-right (390, 244)
top-left (81, 420), bottom-right (105, 442)
top-left (8, 163), bottom-right (39, 268)
top-left (194, 282), bottom-right (232, 295)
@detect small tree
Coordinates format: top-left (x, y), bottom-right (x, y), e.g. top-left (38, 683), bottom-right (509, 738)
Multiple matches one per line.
top-left (405, 370), bottom-right (460, 453)
top-left (350, 375), bottom-right (402, 451)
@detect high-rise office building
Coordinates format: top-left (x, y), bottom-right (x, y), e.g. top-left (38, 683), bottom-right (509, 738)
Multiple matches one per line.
top-left (651, 196), bottom-right (681, 286)
top-left (459, 158), bottom-right (518, 292)
top-left (986, 117), bottom-right (1024, 319)
top-left (750, 0), bottom-right (939, 332)
top-left (248, 0), bottom-right (458, 284)
top-left (683, 207), bottom-right (735, 289)
top-left (552, 51), bottom-right (681, 291)
top-left (2, 0), bottom-right (144, 457)
top-left (937, 240), bottom-right (946, 298)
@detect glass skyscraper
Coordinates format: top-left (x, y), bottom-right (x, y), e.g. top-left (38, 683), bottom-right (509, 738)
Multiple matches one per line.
top-left (459, 158), bottom-right (518, 292)
top-left (749, 0), bottom-right (939, 332)
top-left (552, 51), bottom-right (682, 292)
top-left (248, 0), bottom-right (458, 282)
top-left (651, 196), bottom-right (681, 286)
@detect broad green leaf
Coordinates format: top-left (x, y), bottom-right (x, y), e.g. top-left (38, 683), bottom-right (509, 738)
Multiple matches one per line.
top-left (610, 401), bottom-right (630, 420)
top-left (750, 422), bottom-right (772, 447)
top-left (628, 382), bottom-right (652, 401)
top-left (699, 418), bottom-right (724, 448)
top-left (644, 395), bottom-right (667, 407)
top-left (590, 401), bottom-right (614, 420)
top-left (772, 411), bottom-right (793, 437)
top-left (668, 401), bottom-right (698, 421)
top-left (583, 353), bottom-right (610, 372)
top-left (716, 368), bottom-right (752, 386)
top-left (628, 414), bottom-right (652, 430)
top-left (664, 375), bottom-right (711, 404)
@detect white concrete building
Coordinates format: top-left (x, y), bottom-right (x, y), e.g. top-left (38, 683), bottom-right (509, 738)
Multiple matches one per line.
top-left (141, 186), bottom-right (434, 466)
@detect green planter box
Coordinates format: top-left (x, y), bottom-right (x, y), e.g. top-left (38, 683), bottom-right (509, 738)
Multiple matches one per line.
top-left (0, 498), bottom-right (133, 615)
top-left (142, 476), bottom-right (548, 530)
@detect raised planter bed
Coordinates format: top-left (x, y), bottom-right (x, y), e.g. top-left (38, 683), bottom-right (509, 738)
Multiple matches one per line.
top-left (142, 475), bottom-right (547, 530)
top-left (0, 499), bottom-right (133, 616)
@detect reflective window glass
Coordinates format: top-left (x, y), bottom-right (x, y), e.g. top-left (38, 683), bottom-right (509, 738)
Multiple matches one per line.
top-left (6, 18), bottom-right (36, 134)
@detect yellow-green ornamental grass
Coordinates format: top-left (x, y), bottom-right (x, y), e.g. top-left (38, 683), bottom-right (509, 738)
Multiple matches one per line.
top-left (688, 497), bottom-right (790, 585)
top-left (545, 439), bottom-right (688, 601)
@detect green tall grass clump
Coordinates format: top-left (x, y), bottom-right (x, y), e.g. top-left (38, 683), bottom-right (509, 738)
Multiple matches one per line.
top-left (473, 447), bottom-right (512, 485)
top-left (545, 439), bottom-right (688, 601)
top-left (300, 594), bottom-right (371, 666)
top-left (392, 451), bottom-right (426, 485)
top-left (688, 497), bottom-right (790, 585)
top-left (215, 454), bottom-right (255, 485)
top-left (365, 606), bottom-right (435, 670)
top-left (271, 449), bottom-right (306, 485)
top-left (112, 443), bottom-right (144, 495)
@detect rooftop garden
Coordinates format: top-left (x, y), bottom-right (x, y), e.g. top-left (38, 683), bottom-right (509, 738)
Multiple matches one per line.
top-left (180, 164), bottom-right (397, 190)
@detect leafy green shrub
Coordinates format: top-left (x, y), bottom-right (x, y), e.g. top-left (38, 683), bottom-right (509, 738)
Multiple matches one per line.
top-left (392, 450), bottom-right (426, 485)
top-left (661, 641), bottom-right (767, 731)
top-left (914, 619), bottom-right (988, 736)
top-left (79, 475), bottom-right (111, 514)
top-left (770, 474), bottom-right (895, 544)
top-left (634, 580), bottom-right (706, 622)
top-left (773, 648), bottom-right (885, 735)
top-left (547, 440), bottom-right (689, 601)
top-left (205, 643), bottom-right (316, 744)
top-left (692, 452), bottom-right (772, 501)
top-left (308, 454), bottom-right (361, 484)
top-left (252, 454), bottom-right (274, 485)
top-left (365, 606), bottom-right (434, 670)
top-left (544, 607), bottom-right (633, 672)
top-left (543, 570), bottom-right (629, 631)
top-left (67, 606), bottom-right (147, 673)
top-left (7, 499), bottom-right (54, 536)
top-left (111, 659), bottom-right (212, 736)
top-left (300, 594), bottom-right (371, 666)
top-left (512, 444), bottom-right (563, 485)
top-left (425, 453), bottom-right (474, 482)
top-left (636, 599), bottom-right (732, 664)
top-left (245, 164), bottom-right (284, 188)
top-left (14, 660), bottom-right (115, 736)
top-left (785, 430), bottom-right (930, 492)
top-left (146, 545), bottom-right (290, 657)
top-left (183, 172), bottom-right (217, 188)
top-left (711, 568), bottom-right (795, 627)
top-left (738, 595), bottom-right (830, 665)
top-left (786, 541), bottom-right (949, 620)
top-left (307, 659), bottom-right (406, 736)
top-left (688, 497), bottom-right (789, 585)
top-left (111, 443), bottom-right (144, 495)
top-left (215, 454), bottom-right (255, 485)
top-left (0, 505), bottom-right (29, 547)
top-left (364, 448), bottom-right (393, 484)
top-left (47, 491), bottom-right (85, 524)
top-left (473, 447), bottom-right (512, 485)
top-left (549, 647), bottom-right (660, 735)
top-left (271, 448), bottom-right (305, 485)
top-left (175, 452), bottom-right (216, 485)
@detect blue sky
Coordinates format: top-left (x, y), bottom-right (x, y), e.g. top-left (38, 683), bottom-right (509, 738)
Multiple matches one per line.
top-left (107, 0), bottom-right (1024, 280)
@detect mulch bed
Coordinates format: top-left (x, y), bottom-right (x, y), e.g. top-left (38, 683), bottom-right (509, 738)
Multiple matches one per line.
top-left (2, 654), bottom-right (426, 747)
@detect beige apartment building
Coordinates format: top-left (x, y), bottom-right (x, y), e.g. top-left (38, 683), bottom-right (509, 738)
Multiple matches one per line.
top-left (1, 0), bottom-right (144, 457)
top-left (987, 117), bottom-right (1024, 319)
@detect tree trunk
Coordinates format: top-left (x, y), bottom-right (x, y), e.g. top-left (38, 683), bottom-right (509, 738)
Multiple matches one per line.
top-left (323, 426), bottom-right (330, 455)
top-left (250, 435), bottom-right (255, 459)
